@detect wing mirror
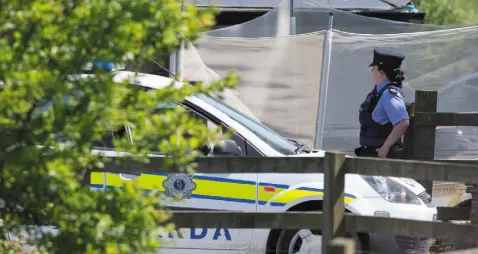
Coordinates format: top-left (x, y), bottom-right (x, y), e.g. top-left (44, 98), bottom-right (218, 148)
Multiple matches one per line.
top-left (212, 139), bottom-right (243, 156)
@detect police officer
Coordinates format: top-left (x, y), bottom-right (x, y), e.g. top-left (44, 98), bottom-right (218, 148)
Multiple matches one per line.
top-left (355, 48), bottom-right (410, 159)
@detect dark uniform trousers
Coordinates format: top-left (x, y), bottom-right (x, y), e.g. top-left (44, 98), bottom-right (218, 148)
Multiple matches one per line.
top-left (355, 84), bottom-right (406, 159)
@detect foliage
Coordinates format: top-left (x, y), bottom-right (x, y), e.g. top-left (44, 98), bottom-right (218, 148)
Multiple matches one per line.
top-left (0, 0), bottom-right (239, 253)
top-left (416, 0), bottom-right (478, 25)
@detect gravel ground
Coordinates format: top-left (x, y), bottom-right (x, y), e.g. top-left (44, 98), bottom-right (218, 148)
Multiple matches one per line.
top-left (430, 239), bottom-right (477, 253)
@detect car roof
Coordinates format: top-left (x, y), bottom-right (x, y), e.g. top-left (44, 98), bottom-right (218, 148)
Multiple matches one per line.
top-left (73, 71), bottom-right (184, 90)
top-left (114, 71), bottom-right (184, 90)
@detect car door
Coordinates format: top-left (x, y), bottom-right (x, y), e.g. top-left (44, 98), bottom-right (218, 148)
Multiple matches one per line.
top-left (96, 103), bottom-right (257, 251)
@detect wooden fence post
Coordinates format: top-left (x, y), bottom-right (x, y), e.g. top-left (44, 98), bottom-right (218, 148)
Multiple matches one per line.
top-left (412, 90), bottom-right (437, 198)
top-left (80, 168), bottom-right (91, 187)
top-left (404, 102), bottom-right (415, 159)
top-left (323, 151), bottom-right (347, 254)
top-left (469, 186), bottom-right (478, 225)
top-left (327, 238), bottom-right (356, 254)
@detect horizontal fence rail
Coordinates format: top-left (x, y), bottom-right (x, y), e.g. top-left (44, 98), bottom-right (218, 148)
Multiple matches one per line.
top-left (167, 211), bottom-right (478, 245)
top-left (100, 156), bottom-right (326, 174)
top-left (437, 207), bottom-right (471, 221)
top-left (414, 112), bottom-right (478, 127)
top-left (447, 249), bottom-right (478, 254)
top-left (344, 156), bottom-right (478, 183)
top-left (97, 155), bottom-right (478, 183)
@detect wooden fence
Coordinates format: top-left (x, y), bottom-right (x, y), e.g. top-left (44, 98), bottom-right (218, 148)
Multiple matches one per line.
top-left (93, 153), bottom-right (478, 253)
top-left (403, 90), bottom-right (478, 224)
top-left (88, 90), bottom-right (478, 253)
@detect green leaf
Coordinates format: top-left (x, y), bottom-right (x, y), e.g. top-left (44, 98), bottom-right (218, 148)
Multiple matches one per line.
top-left (0, 0), bottom-right (239, 253)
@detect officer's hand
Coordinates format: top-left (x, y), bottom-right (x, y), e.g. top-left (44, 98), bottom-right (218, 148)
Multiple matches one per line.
top-left (377, 146), bottom-right (389, 158)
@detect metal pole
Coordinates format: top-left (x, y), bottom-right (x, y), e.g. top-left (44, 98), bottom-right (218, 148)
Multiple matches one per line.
top-left (314, 12), bottom-right (334, 150)
top-left (290, 0), bottom-right (298, 133)
top-left (290, 0), bottom-right (296, 35)
top-left (169, 53), bottom-right (176, 78)
top-left (176, 42), bottom-right (184, 81)
top-left (174, 0), bottom-right (185, 81)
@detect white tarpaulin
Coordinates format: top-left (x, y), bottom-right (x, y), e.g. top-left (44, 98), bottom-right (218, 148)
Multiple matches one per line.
top-left (184, 33), bottom-right (325, 147)
top-left (182, 0), bottom-right (478, 159)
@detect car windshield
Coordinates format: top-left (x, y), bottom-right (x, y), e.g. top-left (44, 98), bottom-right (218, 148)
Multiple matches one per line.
top-left (193, 93), bottom-right (297, 155)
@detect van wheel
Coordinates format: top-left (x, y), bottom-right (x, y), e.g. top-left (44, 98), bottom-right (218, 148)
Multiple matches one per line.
top-left (274, 229), bottom-right (362, 254)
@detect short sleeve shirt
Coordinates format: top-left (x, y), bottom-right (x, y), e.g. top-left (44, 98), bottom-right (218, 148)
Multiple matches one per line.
top-left (371, 80), bottom-right (410, 126)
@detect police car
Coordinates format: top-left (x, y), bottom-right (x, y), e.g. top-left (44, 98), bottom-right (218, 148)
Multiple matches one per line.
top-left (86, 71), bottom-right (437, 254)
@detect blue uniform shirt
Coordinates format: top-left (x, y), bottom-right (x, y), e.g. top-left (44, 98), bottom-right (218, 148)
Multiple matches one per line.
top-left (372, 80), bottom-right (410, 126)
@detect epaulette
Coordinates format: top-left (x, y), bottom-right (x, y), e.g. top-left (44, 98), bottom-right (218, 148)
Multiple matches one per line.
top-left (387, 87), bottom-right (398, 95)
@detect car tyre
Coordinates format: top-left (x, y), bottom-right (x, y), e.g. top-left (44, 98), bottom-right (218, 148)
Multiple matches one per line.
top-left (274, 229), bottom-right (363, 254)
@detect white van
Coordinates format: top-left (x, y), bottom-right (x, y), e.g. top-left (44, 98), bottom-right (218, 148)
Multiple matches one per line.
top-left (89, 71), bottom-right (437, 254)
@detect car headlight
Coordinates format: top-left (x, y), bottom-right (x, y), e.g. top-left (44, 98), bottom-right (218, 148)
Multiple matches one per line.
top-left (361, 176), bottom-right (422, 205)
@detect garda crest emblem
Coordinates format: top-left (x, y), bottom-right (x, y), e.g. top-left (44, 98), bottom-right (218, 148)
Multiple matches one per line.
top-left (162, 173), bottom-right (196, 199)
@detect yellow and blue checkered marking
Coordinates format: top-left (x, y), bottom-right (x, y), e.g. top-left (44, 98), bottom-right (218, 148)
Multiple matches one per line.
top-left (90, 172), bottom-right (356, 207)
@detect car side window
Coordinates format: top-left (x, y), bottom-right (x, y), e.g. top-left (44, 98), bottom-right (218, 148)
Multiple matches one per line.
top-left (92, 105), bottom-right (220, 151)
top-left (182, 104), bottom-right (249, 156)
top-left (228, 131), bottom-right (247, 156)
top-left (185, 107), bottom-right (249, 155)
top-left (92, 127), bottom-right (128, 149)
top-left (92, 101), bottom-right (261, 157)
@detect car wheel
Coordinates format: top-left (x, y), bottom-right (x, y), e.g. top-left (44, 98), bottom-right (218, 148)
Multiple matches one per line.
top-left (274, 229), bottom-right (362, 254)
